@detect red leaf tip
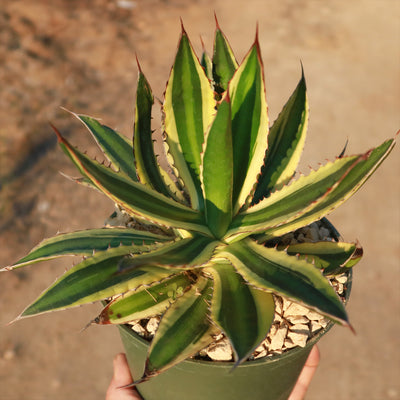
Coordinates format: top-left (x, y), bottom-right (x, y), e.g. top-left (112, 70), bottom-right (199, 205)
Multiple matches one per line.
top-left (49, 122), bottom-right (64, 143)
top-left (135, 53), bottom-right (142, 73)
top-left (255, 21), bottom-right (259, 43)
top-left (214, 11), bottom-right (221, 30)
top-left (180, 17), bottom-right (186, 35)
top-left (349, 323), bottom-right (357, 335)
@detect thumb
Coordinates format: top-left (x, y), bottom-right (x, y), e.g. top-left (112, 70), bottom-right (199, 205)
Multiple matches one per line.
top-left (106, 353), bottom-right (142, 400)
top-left (288, 346), bottom-right (320, 400)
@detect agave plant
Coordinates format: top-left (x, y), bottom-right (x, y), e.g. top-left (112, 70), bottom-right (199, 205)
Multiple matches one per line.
top-left (3, 23), bottom-right (395, 382)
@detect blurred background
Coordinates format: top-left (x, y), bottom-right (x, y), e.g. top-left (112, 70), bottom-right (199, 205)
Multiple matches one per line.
top-left (0, 0), bottom-right (399, 399)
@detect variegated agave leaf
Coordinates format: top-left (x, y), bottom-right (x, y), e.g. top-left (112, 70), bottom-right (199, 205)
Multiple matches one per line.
top-left (2, 21), bottom-right (396, 383)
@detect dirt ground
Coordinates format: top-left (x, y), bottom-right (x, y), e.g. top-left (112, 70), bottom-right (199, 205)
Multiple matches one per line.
top-left (0, 0), bottom-right (399, 399)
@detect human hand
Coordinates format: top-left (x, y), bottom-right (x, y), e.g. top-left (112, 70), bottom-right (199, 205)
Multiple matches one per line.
top-left (106, 346), bottom-right (320, 400)
top-left (106, 353), bottom-right (142, 400)
top-left (288, 345), bottom-right (320, 400)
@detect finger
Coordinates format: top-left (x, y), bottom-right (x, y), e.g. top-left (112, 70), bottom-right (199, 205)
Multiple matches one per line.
top-left (106, 353), bottom-right (143, 400)
top-left (288, 345), bottom-right (320, 400)
top-left (113, 353), bottom-right (134, 387)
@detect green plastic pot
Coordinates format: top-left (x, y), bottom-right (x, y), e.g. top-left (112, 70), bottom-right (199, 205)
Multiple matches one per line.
top-left (119, 323), bottom-right (314, 400)
top-left (118, 273), bottom-right (352, 400)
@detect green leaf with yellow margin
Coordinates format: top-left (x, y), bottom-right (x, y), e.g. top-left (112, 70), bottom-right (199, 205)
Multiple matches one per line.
top-left (73, 113), bottom-right (138, 182)
top-left (228, 35), bottom-right (269, 213)
top-left (202, 94), bottom-right (233, 239)
top-left (212, 23), bottom-right (238, 92)
top-left (95, 272), bottom-right (194, 324)
top-left (118, 235), bottom-right (219, 271)
top-left (142, 276), bottom-right (217, 380)
top-left (134, 67), bottom-right (185, 203)
top-left (253, 70), bottom-right (308, 203)
top-left (53, 128), bottom-right (211, 236)
top-left (227, 138), bottom-right (395, 240)
top-left (20, 245), bottom-right (176, 317)
top-left (261, 138), bottom-right (396, 239)
top-left (3, 228), bottom-right (169, 270)
top-left (207, 262), bottom-right (275, 365)
top-left (285, 241), bottom-right (363, 275)
top-left (220, 238), bottom-right (349, 325)
top-left (163, 26), bottom-right (216, 211)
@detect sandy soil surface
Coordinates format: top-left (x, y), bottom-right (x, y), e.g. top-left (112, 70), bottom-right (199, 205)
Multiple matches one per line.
top-left (0, 1), bottom-right (399, 399)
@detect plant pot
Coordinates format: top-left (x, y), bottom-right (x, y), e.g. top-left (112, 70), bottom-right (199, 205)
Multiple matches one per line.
top-left (117, 219), bottom-right (352, 400)
top-left (118, 272), bottom-right (352, 400)
top-left (118, 321), bottom-right (316, 400)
